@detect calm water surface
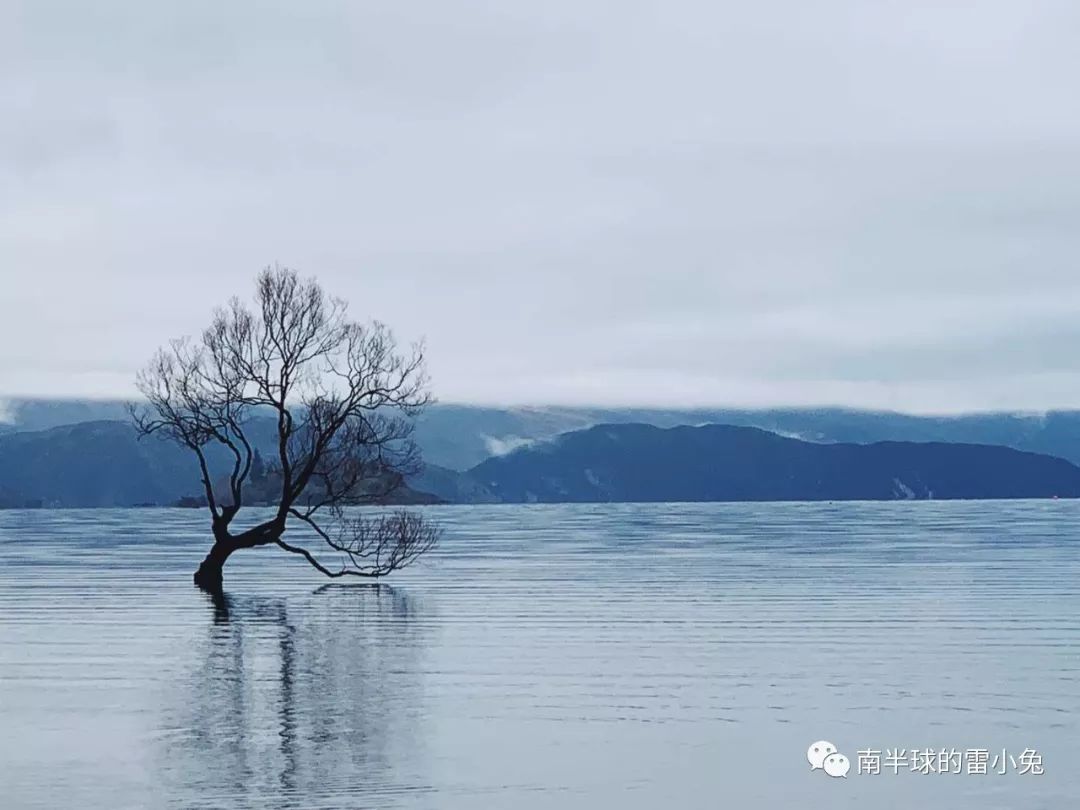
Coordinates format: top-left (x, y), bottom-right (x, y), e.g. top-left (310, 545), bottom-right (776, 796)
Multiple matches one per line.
top-left (1, 502), bottom-right (1078, 809)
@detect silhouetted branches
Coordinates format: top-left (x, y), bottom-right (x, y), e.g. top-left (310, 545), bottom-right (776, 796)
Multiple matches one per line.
top-left (280, 510), bottom-right (438, 578)
top-left (131, 265), bottom-right (439, 587)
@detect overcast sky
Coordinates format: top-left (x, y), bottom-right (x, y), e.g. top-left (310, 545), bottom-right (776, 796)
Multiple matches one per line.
top-left (3, 1), bottom-right (1079, 413)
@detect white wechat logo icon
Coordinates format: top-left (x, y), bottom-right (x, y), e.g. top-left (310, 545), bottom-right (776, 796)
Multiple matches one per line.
top-left (807, 740), bottom-right (849, 779)
top-left (824, 753), bottom-right (850, 779)
top-left (807, 740), bottom-right (836, 770)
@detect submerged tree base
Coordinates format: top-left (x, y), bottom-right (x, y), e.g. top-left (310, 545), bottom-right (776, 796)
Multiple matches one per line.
top-left (193, 540), bottom-right (238, 592)
top-left (193, 561), bottom-right (223, 591)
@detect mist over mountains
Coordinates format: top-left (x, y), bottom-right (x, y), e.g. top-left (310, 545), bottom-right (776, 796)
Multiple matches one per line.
top-left (3, 398), bottom-right (1080, 507)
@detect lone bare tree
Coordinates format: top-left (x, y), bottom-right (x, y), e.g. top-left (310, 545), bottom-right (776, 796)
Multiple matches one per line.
top-left (132, 266), bottom-right (439, 591)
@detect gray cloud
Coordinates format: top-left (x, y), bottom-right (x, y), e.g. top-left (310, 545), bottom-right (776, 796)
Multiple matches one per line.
top-left (3, 1), bottom-right (1080, 412)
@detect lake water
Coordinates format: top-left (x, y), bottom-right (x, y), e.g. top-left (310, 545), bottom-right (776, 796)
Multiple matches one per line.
top-left (1, 501), bottom-right (1078, 809)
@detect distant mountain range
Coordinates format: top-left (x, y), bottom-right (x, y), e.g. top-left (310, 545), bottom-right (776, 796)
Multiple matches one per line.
top-left (0, 420), bottom-right (444, 509)
top-left (3, 398), bottom-right (1080, 506)
top-left (412, 404), bottom-right (1080, 471)
top-left (0, 421), bottom-right (201, 508)
top-left (470, 423), bottom-right (1080, 503)
top-left (9, 399), bottom-right (1080, 470)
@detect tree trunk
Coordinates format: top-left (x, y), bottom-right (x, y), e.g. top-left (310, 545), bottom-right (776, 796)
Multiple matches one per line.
top-left (193, 540), bottom-right (236, 592)
top-left (194, 520), bottom-right (283, 591)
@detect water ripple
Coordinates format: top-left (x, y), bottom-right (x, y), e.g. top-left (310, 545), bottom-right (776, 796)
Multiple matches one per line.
top-left (1, 501), bottom-right (1078, 808)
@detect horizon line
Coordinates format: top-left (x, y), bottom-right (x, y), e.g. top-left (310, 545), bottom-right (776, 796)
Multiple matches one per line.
top-left (0, 393), bottom-right (1076, 420)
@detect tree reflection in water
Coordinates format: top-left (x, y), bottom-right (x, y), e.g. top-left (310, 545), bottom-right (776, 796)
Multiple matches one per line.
top-left (161, 584), bottom-right (433, 809)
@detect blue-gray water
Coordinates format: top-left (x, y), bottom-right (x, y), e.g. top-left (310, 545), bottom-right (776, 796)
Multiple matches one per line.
top-left (1, 502), bottom-right (1078, 809)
